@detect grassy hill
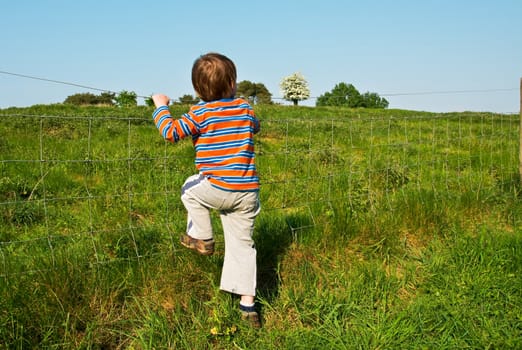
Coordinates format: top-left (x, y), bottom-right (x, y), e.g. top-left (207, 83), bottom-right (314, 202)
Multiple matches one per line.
top-left (1, 104), bottom-right (521, 349)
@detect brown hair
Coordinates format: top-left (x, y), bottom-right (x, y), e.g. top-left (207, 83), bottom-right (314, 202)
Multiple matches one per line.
top-left (191, 53), bottom-right (237, 102)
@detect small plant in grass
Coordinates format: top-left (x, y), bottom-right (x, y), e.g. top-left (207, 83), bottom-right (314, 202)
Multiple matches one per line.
top-left (204, 281), bottom-right (241, 344)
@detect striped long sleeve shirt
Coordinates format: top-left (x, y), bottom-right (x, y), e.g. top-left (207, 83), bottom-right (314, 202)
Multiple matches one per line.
top-left (153, 98), bottom-right (260, 192)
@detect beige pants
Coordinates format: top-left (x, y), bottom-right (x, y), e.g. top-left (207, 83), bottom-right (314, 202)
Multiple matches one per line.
top-left (181, 174), bottom-right (260, 296)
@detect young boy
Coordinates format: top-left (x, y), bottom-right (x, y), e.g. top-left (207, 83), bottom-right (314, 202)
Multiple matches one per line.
top-left (151, 53), bottom-right (261, 328)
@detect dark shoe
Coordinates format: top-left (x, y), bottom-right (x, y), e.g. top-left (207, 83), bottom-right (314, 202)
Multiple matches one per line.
top-left (180, 234), bottom-right (214, 255)
top-left (241, 310), bottom-right (261, 329)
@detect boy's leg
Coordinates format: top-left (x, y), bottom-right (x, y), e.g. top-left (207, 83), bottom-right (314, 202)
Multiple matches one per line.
top-left (219, 192), bottom-right (260, 297)
top-left (180, 175), bottom-right (214, 240)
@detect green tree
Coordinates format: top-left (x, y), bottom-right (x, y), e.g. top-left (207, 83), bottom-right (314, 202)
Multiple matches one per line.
top-left (316, 83), bottom-right (361, 107)
top-left (280, 72), bottom-right (310, 106)
top-left (114, 90), bottom-right (137, 107)
top-left (99, 92), bottom-right (116, 105)
top-left (236, 81), bottom-right (272, 105)
top-left (316, 82), bottom-right (388, 108)
top-left (144, 96), bottom-right (155, 107)
top-left (359, 92), bottom-right (389, 108)
top-left (178, 94), bottom-right (200, 105)
top-left (64, 92), bottom-right (115, 106)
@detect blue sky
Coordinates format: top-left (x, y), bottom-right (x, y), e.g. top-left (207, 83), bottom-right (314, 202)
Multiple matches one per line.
top-left (1, 0), bottom-right (521, 112)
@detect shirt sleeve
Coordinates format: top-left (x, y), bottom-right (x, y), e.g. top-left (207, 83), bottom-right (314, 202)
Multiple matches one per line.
top-left (152, 105), bottom-right (198, 143)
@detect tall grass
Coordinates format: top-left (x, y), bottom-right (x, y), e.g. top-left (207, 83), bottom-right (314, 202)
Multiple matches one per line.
top-left (0, 104), bottom-right (521, 349)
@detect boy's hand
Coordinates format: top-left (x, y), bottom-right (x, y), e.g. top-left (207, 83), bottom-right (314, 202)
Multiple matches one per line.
top-left (151, 94), bottom-right (170, 108)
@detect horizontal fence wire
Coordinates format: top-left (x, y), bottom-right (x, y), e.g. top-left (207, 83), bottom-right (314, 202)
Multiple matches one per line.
top-left (0, 112), bottom-right (519, 279)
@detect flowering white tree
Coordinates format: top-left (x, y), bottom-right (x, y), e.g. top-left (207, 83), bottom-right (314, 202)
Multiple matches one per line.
top-left (280, 72), bottom-right (310, 106)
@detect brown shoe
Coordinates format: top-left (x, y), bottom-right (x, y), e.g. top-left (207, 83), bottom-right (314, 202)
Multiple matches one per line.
top-left (180, 234), bottom-right (214, 255)
top-left (241, 311), bottom-right (261, 329)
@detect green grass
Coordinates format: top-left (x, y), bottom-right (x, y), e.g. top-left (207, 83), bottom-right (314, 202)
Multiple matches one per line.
top-left (0, 104), bottom-right (521, 349)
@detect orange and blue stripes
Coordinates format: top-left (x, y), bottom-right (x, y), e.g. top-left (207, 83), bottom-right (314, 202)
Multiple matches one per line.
top-left (153, 98), bottom-right (260, 192)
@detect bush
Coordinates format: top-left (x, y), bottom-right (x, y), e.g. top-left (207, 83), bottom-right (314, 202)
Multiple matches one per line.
top-left (64, 92), bottom-right (115, 106)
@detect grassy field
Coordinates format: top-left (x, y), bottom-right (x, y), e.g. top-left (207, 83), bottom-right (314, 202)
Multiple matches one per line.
top-left (0, 104), bottom-right (521, 349)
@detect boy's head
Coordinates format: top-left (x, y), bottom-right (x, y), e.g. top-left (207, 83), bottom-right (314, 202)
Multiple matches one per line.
top-left (192, 52), bottom-right (237, 102)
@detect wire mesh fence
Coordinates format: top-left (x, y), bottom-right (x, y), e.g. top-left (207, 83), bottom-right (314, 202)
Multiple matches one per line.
top-left (0, 111), bottom-right (519, 279)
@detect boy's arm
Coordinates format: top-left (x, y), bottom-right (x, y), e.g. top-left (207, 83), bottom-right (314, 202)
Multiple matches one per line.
top-left (153, 106), bottom-right (182, 142)
top-left (151, 93), bottom-right (197, 143)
